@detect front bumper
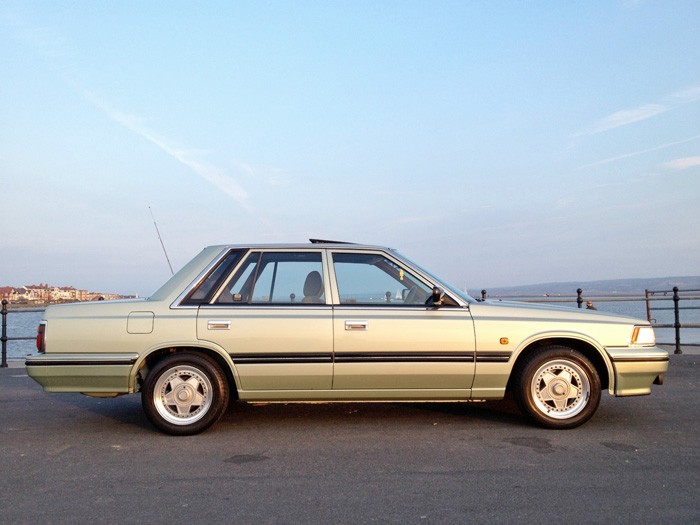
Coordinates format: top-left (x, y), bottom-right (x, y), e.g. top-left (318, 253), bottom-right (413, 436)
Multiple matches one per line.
top-left (606, 346), bottom-right (669, 396)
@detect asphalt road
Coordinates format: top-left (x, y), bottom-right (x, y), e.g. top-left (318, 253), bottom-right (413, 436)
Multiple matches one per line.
top-left (1, 356), bottom-right (699, 524)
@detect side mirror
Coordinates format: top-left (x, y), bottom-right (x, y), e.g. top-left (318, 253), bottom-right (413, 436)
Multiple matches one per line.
top-left (431, 286), bottom-right (445, 306)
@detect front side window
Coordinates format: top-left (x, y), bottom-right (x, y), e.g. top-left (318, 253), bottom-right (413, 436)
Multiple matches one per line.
top-left (332, 252), bottom-right (433, 306)
top-left (215, 252), bottom-right (325, 305)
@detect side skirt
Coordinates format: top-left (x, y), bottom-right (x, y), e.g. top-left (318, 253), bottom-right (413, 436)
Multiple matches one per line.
top-left (236, 388), bottom-right (473, 402)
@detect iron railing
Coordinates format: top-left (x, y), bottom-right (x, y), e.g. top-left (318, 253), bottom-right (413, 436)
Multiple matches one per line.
top-left (1, 299), bottom-right (44, 367)
top-left (645, 287), bottom-right (700, 354)
top-left (479, 287), bottom-right (699, 355)
top-left (3, 287), bottom-right (698, 366)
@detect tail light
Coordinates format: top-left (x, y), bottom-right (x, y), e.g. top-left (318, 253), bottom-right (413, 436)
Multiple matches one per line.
top-left (36, 322), bottom-right (47, 353)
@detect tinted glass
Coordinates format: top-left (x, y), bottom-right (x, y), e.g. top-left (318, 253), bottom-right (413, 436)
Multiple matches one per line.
top-left (180, 249), bottom-right (244, 305)
top-left (215, 252), bottom-right (260, 304)
top-left (332, 252), bottom-right (432, 305)
top-left (215, 252), bottom-right (325, 305)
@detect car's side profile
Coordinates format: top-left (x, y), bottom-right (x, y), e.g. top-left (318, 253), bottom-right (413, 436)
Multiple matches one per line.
top-left (26, 241), bottom-right (668, 435)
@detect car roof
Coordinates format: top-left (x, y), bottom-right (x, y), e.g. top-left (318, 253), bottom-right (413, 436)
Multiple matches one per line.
top-left (205, 241), bottom-right (394, 251)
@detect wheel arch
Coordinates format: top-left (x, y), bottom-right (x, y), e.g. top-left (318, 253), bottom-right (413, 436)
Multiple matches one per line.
top-left (507, 335), bottom-right (613, 393)
top-left (130, 342), bottom-right (240, 397)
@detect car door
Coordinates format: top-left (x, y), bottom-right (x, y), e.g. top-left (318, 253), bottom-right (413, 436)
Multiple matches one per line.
top-left (329, 251), bottom-right (475, 391)
top-left (196, 250), bottom-right (333, 391)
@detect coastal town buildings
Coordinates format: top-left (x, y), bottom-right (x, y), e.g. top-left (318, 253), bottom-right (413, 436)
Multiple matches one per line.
top-left (0, 285), bottom-right (129, 303)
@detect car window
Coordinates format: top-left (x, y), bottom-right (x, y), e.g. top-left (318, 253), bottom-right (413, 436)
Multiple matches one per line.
top-left (180, 249), bottom-right (244, 305)
top-left (392, 250), bottom-right (474, 304)
top-left (332, 252), bottom-right (433, 306)
top-left (215, 252), bottom-right (325, 305)
top-left (216, 252), bottom-right (260, 304)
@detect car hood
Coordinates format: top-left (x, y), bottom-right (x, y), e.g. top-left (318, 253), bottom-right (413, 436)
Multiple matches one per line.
top-left (474, 299), bottom-right (647, 324)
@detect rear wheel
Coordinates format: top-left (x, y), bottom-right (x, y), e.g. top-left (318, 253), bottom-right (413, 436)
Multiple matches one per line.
top-left (142, 353), bottom-right (229, 435)
top-left (514, 346), bottom-right (601, 429)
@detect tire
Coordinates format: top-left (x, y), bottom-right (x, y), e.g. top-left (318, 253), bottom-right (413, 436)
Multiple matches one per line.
top-left (513, 346), bottom-right (601, 429)
top-left (142, 353), bottom-right (230, 436)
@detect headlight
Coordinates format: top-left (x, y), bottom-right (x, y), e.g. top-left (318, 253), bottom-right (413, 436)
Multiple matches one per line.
top-left (631, 326), bottom-right (655, 346)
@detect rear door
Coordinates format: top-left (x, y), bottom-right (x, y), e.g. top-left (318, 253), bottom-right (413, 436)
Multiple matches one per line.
top-left (196, 250), bottom-right (333, 391)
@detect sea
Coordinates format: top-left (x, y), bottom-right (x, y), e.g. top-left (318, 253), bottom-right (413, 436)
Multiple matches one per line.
top-left (4, 308), bottom-right (45, 361)
top-left (3, 297), bottom-right (698, 361)
top-left (489, 296), bottom-right (700, 346)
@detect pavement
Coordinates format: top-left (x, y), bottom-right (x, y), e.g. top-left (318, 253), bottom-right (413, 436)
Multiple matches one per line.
top-left (659, 344), bottom-right (700, 355)
top-left (1, 353), bottom-right (699, 524)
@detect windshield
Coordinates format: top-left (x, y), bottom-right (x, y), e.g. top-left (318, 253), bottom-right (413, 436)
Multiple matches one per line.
top-left (391, 250), bottom-right (475, 304)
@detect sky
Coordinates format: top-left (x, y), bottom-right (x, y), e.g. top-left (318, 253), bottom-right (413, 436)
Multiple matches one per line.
top-left (1, 1), bottom-right (699, 297)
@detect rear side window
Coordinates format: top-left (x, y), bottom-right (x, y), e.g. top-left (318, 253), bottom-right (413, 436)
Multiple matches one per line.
top-left (180, 250), bottom-right (244, 305)
top-left (215, 252), bottom-right (325, 305)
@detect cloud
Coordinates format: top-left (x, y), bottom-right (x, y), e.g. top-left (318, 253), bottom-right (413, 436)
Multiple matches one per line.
top-left (6, 12), bottom-right (252, 211)
top-left (230, 159), bottom-right (290, 188)
top-left (579, 133), bottom-right (700, 169)
top-left (81, 91), bottom-right (251, 209)
top-left (575, 84), bottom-right (700, 136)
top-left (662, 157), bottom-right (700, 171)
top-left (172, 152), bottom-right (250, 206)
top-left (576, 104), bottom-right (668, 136)
top-left (671, 85), bottom-right (700, 103)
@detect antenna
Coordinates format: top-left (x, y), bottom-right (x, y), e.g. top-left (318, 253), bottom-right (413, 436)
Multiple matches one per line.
top-left (149, 206), bottom-right (174, 275)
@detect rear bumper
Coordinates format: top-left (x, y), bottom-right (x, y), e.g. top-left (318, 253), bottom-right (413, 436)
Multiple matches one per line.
top-left (606, 347), bottom-right (669, 396)
top-left (25, 354), bottom-right (138, 394)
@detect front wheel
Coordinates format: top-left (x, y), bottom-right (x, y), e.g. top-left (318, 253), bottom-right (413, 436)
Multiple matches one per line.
top-left (142, 353), bottom-right (230, 435)
top-left (513, 346), bottom-right (601, 429)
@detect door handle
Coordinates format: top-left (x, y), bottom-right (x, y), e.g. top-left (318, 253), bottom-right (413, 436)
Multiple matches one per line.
top-left (345, 320), bottom-right (368, 331)
top-left (207, 320), bottom-right (231, 330)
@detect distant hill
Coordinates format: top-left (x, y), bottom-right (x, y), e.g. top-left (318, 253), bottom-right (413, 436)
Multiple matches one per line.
top-left (470, 276), bottom-right (700, 297)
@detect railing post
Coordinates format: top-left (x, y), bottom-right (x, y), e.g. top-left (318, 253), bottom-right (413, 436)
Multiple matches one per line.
top-left (1, 299), bottom-right (8, 368)
top-left (645, 289), bottom-right (651, 322)
top-left (577, 289), bottom-right (583, 309)
top-left (673, 286), bottom-right (682, 355)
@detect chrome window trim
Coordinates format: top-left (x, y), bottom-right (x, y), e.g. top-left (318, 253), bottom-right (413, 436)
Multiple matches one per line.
top-left (328, 248), bottom-right (468, 308)
top-left (171, 247), bottom-right (247, 309)
top-left (209, 248), bottom-right (329, 306)
top-left (209, 250), bottom-right (261, 306)
top-left (390, 253), bottom-right (469, 307)
top-left (171, 246), bottom-right (467, 309)
top-left (332, 305), bottom-right (463, 312)
top-left (197, 305), bottom-right (332, 311)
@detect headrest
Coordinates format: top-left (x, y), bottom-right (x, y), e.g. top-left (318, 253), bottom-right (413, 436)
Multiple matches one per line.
top-left (303, 271), bottom-right (323, 296)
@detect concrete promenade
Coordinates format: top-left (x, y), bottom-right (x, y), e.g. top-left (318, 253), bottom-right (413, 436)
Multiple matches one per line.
top-left (1, 354), bottom-right (699, 524)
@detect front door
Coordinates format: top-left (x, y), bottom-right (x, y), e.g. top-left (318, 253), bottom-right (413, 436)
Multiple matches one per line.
top-left (329, 251), bottom-right (475, 391)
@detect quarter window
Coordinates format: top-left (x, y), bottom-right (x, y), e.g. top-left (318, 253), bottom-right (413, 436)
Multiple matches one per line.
top-left (180, 249), bottom-right (244, 305)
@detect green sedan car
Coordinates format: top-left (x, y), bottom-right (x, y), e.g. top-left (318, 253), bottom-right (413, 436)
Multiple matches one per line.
top-left (26, 241), bottom-right (668, 435)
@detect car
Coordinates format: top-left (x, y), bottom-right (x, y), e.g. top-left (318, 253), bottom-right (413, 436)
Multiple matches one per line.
top-left (26, 240), bottom-right (668, 435)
